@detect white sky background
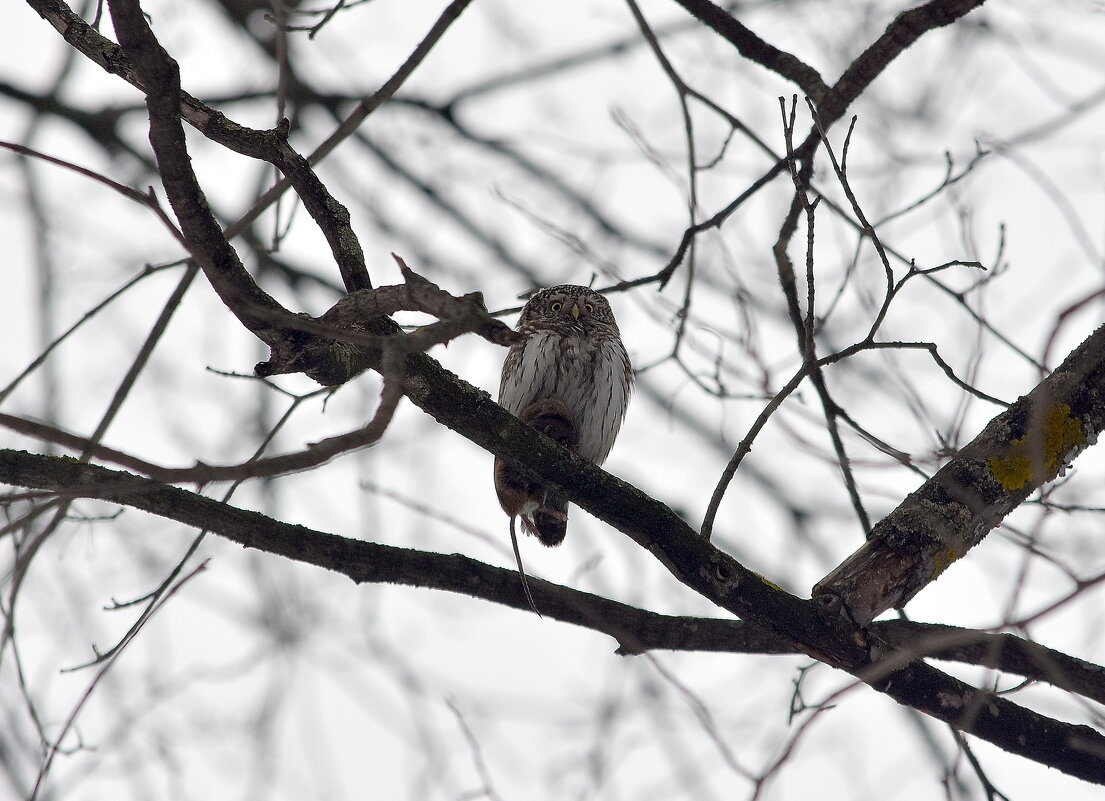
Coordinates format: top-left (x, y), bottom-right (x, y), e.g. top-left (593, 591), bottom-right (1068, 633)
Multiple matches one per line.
top-left (3, 0), bottom-right (1105, 798)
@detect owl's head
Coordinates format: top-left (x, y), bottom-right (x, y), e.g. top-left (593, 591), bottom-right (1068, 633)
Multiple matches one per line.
top-left (518, 285), bottom-right (617, 331)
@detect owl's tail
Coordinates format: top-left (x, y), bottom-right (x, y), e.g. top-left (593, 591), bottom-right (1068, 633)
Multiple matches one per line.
top-left (519, 398), bottom-right (575, 546)
top-left (521, 503), bottom-right (569, 546)
top-left (494, 398), bottom-right (575, 547)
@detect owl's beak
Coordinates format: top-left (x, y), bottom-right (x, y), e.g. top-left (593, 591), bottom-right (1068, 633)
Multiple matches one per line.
top-left (570, 304), bottom-right (581, 319)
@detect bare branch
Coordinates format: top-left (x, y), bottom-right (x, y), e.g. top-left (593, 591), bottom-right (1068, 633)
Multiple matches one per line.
top-left (668, 0), bottom-right (829, 101)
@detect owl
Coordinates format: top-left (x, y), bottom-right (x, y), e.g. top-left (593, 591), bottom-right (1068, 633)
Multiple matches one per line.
top-left (495, 286), bottom-right (633, 551)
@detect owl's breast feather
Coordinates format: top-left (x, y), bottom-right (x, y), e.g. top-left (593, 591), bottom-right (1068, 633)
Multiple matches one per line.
top-left (499, 329), bottom-right (629, 465)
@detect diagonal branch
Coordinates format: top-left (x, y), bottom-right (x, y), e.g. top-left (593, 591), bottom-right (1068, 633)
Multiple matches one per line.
top-left (815, 324), bottom-right (1105, 626)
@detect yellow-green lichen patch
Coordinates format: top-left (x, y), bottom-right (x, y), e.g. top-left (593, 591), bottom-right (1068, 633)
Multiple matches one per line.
top-left (754, 571), bottom-right (784, 592)
top-left (931, 546), bottom-right (963, 578)
top-left (987, 403), bottom-right (1085, 491)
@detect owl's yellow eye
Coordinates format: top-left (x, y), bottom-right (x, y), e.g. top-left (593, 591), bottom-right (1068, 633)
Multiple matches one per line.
top-left (550, 301), bottom-right (563, 312)
top-left (584, 303), bottom-right (595, 313)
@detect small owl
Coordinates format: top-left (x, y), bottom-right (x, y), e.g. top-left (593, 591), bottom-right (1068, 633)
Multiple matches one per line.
top-left (495, 286), bottom-right (633, 549)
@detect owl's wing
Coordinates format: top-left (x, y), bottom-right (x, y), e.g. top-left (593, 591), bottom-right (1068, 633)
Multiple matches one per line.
top-left (498, 342), bottom-right (532, 415)
top-left (498, 333), bottom-right (558, 416)
top-left (578, 337), bottom-right (634, 465)
top-left (605, 338), bottom-right (634, 426)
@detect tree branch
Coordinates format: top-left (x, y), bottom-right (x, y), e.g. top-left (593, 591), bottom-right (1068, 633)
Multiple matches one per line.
top-left (815, 323), bottom-right (1105, 626)
top-left (669, 0), bottom-right (829, 101)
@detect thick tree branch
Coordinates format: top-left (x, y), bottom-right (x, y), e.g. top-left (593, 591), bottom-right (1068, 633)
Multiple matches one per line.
top-left (874, 621), bottom-right (1105, 707)
top-left (815, 324), bottom-right (1105, 626)
top-left (395, 352), bottom-right (870, 668)
top-left (1, 449), bottom-right (1104, 782)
